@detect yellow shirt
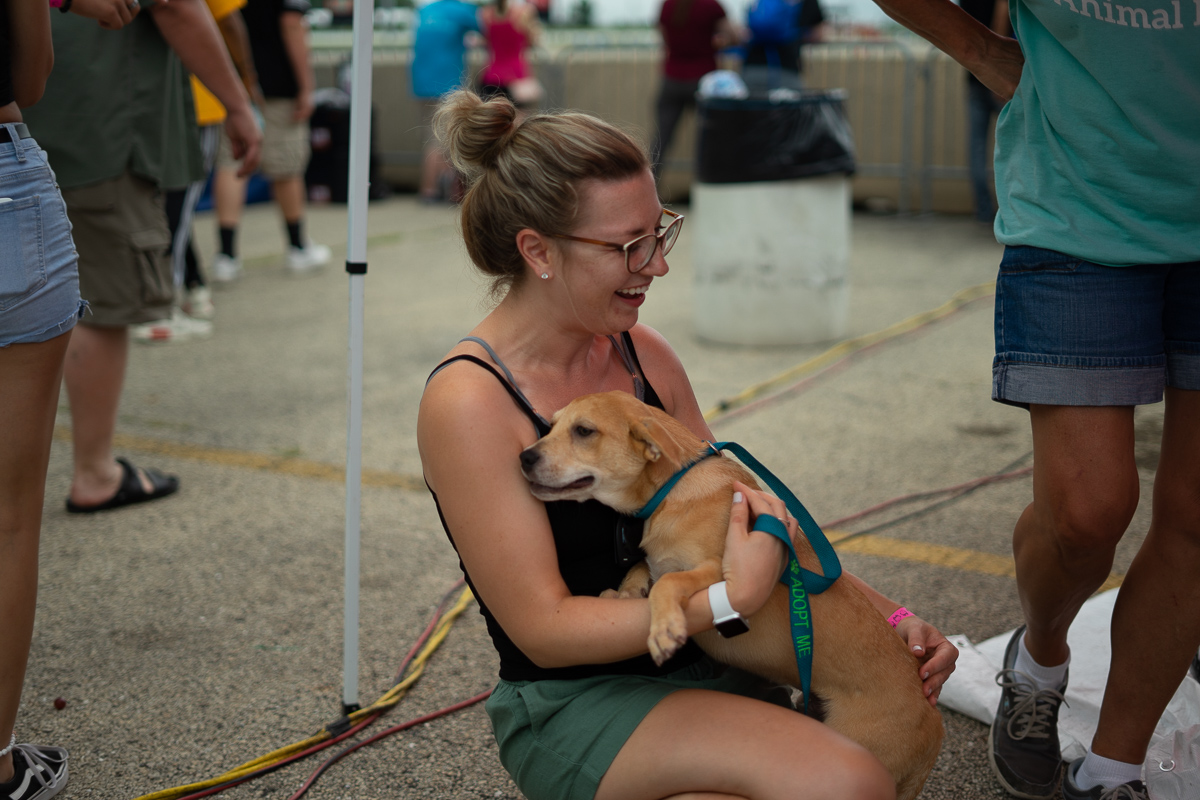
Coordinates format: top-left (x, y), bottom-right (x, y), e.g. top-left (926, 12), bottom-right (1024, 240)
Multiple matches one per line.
top-left (191, 0), bottom-right (247, 126)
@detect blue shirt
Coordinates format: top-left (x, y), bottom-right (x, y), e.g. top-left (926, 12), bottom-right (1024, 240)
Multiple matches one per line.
top-left (411, 0), bottom-right (481, 99)
top-left (994, 0), bottom-right (1200, 265)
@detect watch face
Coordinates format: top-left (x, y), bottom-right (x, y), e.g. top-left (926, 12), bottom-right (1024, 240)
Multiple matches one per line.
top-left (715, 616), bottom-right (750, 638)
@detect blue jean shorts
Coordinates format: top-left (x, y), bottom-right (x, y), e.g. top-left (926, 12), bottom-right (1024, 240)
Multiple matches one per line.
top-left (0, 127), bottom-right (84, 347)
top-left (993, 245), bottom-right (1200, 407)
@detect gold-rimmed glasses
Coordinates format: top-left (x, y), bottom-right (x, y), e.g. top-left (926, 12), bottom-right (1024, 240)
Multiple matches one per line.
top-left (550, 209), bottom-right (684, 273)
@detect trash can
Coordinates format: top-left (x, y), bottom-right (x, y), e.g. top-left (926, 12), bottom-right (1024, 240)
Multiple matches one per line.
top-left (305, 87), bottom-right (388, 204)
top-left (692, 90), bottom-right (855, 345)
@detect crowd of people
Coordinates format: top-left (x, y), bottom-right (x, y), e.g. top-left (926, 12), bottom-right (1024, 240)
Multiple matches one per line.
top-left (2, 0), bottom-right (1196, 799)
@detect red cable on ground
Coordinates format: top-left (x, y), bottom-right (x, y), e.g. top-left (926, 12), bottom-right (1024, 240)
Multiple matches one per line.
top-left (821, 465), bottom-right (1034, 531)
top-left (286, 690), bottom-right (493, 800)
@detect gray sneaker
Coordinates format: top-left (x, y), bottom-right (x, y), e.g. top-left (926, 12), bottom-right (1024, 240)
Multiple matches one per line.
top-left (989, 625), bottom-right (1068, 799)
top-left (1061, 757), bottom-right (1148, 800)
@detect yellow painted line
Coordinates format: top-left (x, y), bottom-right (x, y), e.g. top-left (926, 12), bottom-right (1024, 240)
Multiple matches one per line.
top-left (52, 427), bottom-right (1125, 591)
top-left (52, 426), bottom-right (427, 491)
top-left (826, 530), bottom-right (1124, 591)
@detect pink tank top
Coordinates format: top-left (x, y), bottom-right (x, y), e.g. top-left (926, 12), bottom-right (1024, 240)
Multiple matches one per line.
top-left (482, 17), bottom-right (531, 86)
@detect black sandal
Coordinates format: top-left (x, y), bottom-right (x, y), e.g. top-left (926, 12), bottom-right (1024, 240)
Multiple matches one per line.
top-left (65, 457), bottom-right (179, 513)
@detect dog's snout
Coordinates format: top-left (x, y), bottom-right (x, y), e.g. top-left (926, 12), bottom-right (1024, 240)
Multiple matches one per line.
top-left (519, 448), bottom-right (540, 472)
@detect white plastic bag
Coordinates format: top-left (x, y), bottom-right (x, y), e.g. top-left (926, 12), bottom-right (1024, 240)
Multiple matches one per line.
top-left (1146, 723), bottom-right (1200, 800)
top-left (697, 70), bottom-right (748, 100)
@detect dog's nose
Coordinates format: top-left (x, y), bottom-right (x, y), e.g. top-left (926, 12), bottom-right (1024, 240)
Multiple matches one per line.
top-left (519, 449), bottom-right (540, 472)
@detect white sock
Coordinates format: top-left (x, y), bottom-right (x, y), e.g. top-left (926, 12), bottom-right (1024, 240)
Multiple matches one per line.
top-left (1073, 751), bottom-right (1143, 791)
top-left (1014, 634), bottom-right (1069, 691)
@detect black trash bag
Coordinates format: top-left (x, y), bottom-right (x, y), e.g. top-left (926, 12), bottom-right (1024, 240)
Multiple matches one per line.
top-left (695, 90), bottom-right (856, 184)
top-left (305, 87), bottom-right (389, 203)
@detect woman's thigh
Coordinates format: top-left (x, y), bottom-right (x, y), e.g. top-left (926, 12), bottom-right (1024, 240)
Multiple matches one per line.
top-left (596, 689), bottom-right (895, 800)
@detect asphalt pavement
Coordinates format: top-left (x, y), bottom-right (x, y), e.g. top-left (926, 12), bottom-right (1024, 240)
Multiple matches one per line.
top-left (21, 194), bottom-right (1163, 800)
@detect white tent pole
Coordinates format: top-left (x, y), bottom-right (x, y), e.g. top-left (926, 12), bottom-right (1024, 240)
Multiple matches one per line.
top-left (343, 0), bottom-right (374, 714)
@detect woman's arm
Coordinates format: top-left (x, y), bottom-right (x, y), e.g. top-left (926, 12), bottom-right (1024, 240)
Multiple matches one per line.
top-left (870, 0), bottom-right (1023, 99)
top-left (845, 571), bottom-right (958, 705)
top-left (9, 0), bottom-right (54, 108)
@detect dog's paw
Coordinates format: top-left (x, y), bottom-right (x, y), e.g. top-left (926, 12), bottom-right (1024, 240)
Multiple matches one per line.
top-left (617, 585), bottom-right (649, 599)
top-left (599, 588), bottom-right (620, 599)
top-left (648, 611), bottom-right (689, 665)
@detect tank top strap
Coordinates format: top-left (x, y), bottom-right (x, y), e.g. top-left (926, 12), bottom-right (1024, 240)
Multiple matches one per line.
top-left (428, 336), bottom-right (553, 433)
top-left (606, 333), bottom-right (646, 402)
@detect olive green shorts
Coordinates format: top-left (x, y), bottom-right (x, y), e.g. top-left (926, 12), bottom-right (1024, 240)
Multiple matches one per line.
top-left (61, 171), bottom-right (173, 327)
top-left (485, 657), bottom-right (790, 800)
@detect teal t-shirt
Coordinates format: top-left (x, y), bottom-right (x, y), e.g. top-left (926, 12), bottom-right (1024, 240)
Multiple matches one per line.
top-left (994, 0), bottom-right (1200, 265)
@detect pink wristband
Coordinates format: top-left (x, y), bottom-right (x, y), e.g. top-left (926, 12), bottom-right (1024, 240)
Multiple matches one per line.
top-left (49, 0), bottom-right (63, 7)
top-left (888, 607), bottom-right (914, 628)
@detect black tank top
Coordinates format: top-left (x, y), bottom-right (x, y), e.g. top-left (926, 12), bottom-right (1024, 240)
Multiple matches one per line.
top-left (426, 332), bottom-right (704, 682)
top-left (0, 0), bottom-right (15, 109)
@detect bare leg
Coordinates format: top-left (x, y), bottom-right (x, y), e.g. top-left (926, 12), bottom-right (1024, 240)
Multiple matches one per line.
top-left (272, 175), bottom-right (305, 227)
top-left (420, 142), bottom-right (449, 200)
top-left (596, 690), bottom-right (895, 800)
top-left (214, 166), bottom-right (247, 230)
top-left (0, 332), bottom-right (71, 783)
top-left (1014, 405), bottom-right (1139, 669)
top-left (62, 323), bottom-right (157, 505)
top-left (1094, 387), bottom-right (1200, 764)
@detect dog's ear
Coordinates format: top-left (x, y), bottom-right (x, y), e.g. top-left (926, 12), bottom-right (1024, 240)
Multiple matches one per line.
top-left (631, 415), bottom-right (693, 472)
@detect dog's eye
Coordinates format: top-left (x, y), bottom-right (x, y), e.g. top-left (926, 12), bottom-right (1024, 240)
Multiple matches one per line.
top-left (574, 425), bottom-right (595, 438)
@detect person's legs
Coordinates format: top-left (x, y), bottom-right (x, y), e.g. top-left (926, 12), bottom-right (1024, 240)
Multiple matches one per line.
top-left (597, 690), bottom-right (895, 800)
top-left (1094, 388), bottom-right (1200, 763)
top-left (651, 79), bottom-right (695, 182)
top-left (967, 80), bottom-right (997, 223)
top-left (63, 323), bottom-right (131, 504)
top-left (60, 172), bottom-right (180, 509)
top-left (214, 166), bottom-right (248, 236)
top-left (0, 333), bottom-right (71, 784)
top-left (273, 174), bottom-right (306, 237)
top-left (1015, 404), bottom-right (1139, 669)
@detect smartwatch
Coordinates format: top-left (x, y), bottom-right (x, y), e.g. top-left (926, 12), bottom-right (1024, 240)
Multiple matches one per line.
top-left (708, 581), bottom-right (750, 638)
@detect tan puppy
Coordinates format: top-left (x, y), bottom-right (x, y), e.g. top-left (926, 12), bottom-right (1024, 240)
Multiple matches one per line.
top-left (519, 390), bottom-right (943, 800)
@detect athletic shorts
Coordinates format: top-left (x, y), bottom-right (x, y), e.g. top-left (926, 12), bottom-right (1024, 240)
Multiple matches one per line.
top-left (485, 657), bottom-right (791, 800)
top-left (218, 98), bottom-right (310, 179)
top-left (992, 245), bottom-right (1200, 407)
top-left (61, 171), bottom-right (174, 328)
top-left (0, 128), bottom-right (85, 347)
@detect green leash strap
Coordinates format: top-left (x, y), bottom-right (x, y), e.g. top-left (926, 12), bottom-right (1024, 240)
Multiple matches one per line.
top-left (632, 440), bottom-right (842, 712)
top-left (752, 512), bottom-right (816, 712)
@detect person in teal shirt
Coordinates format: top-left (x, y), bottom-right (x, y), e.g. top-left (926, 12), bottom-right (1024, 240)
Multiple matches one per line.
top-left (856, 0), bottom-right (1198, 798)
top-left (411, 0), bottom-right (481, 201)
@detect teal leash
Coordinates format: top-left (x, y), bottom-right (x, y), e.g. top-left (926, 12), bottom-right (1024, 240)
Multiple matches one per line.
top-left (633, 441), bottom-right (842, 712)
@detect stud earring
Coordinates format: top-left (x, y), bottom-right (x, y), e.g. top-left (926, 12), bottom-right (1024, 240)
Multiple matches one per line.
top-left (541, 273), bottom-right (550, 280)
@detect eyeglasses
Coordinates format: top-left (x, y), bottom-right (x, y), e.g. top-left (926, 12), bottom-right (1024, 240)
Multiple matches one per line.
top-left (550, 209), bottom-right (684, 273)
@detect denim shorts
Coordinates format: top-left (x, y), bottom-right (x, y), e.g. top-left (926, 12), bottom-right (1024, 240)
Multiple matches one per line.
top-left (0, 127), bottom-right (85, 347)
top-left (993, 245), bottom-right (1200, 407)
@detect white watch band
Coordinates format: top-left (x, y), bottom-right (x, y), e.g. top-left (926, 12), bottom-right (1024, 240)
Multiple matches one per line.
top-left (708, 581), bottom-right (739, 624)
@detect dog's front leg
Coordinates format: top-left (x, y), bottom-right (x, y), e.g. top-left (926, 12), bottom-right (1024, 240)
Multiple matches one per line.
top-left (646, 559), bottom-right (723, 665)
top-left (600, 560), bottom-right (652, 599)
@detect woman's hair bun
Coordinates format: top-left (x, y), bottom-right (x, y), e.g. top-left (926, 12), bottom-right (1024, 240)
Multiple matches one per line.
top-left (433, 90), bottom-right (519, 176)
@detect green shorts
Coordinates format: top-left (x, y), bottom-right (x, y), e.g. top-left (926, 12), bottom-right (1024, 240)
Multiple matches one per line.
top-left (485, 657), bottom-right (791, 800)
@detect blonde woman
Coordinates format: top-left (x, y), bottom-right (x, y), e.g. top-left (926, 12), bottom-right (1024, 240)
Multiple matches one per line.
top-left (417, 90), bottom-right (957, 800)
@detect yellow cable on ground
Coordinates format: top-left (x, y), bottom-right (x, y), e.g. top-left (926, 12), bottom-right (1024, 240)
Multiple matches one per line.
top-left (133, 586), bottom-right (476, 800)
top-left (703, 281), bottom-right (996, 422)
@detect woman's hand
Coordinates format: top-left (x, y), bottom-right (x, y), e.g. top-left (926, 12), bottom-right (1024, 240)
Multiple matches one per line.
top-left (720, 481), bottom-right (792, 616)
top-left (895, 615), bottom-right (959, 706)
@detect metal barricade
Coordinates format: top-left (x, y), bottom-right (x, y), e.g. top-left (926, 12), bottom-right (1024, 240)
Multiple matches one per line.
top-left (802, 39), bottom-right (918, 214)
